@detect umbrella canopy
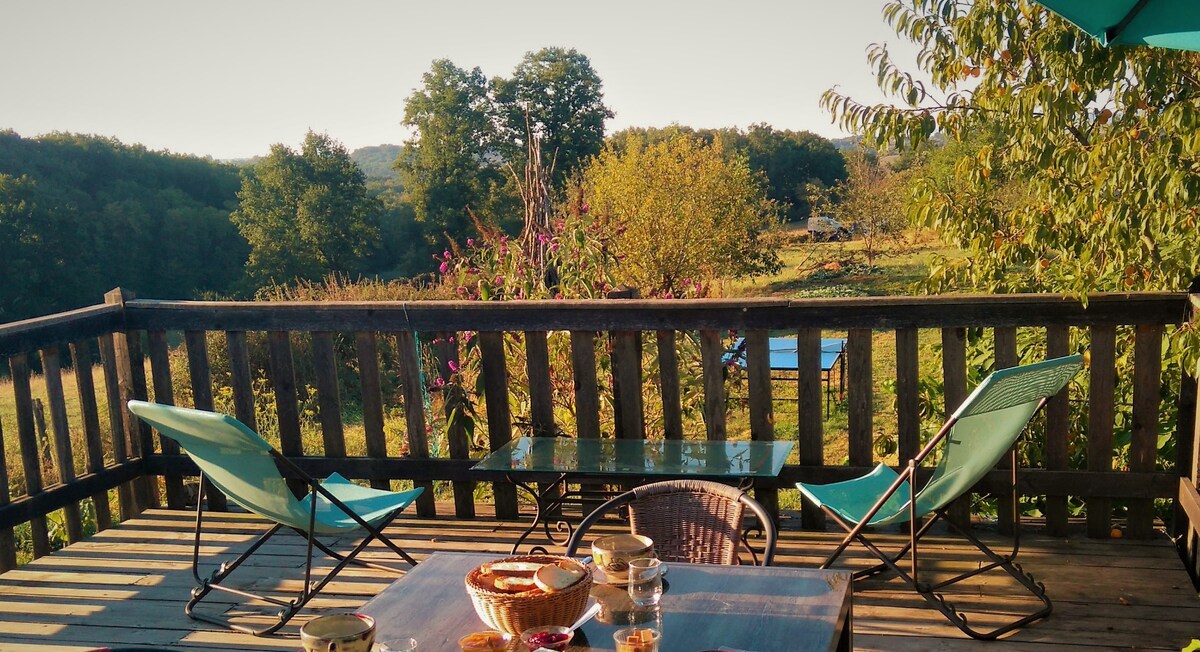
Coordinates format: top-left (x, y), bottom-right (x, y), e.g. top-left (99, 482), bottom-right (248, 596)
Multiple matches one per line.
top-left (1033, 0), bottom-right (1200, 51)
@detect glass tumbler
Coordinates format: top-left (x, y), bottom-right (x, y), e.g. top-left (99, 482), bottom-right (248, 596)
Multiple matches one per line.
top-left (627, 557), bottom-right (663, 607)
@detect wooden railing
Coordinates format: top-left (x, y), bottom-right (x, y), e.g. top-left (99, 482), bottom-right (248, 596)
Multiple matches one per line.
top-left (1, 288), bottom-right (1198, 583)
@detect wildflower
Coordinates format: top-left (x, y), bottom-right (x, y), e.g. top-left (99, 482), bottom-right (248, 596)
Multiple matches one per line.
top-left (549, 243), bottom-right (559, 252)
top-left (581, 202), bottom-right (589, 213)
top-left (467, 238), bottom-right (475, 247)
top-left (439, 261), bottom-right (450, 274)
top-left (500, 246), bottom-right (508, 255)
top-left (434, 377), bottom-right (446, 387)
top-left (500, 235), bottom-right (508, 244)
top-left (443, 249), bottom-right (451, 259)
top-left (537, 233), bottom-right (549, 244)
top-left (448, 360), bottom-right (460, 372)
top-left (663, 290), bottom-right (674, 299)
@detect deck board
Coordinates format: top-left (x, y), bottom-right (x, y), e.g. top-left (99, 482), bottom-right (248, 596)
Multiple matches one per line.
top-left (0, 506), bottom-right (1195, 651)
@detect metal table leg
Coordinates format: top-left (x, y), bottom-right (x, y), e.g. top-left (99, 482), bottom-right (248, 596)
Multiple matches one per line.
top-left (507, 473), bottom-right (574, 555)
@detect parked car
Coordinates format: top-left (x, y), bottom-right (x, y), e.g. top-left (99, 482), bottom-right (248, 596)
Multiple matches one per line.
top-left (807, 215), bottom-right (851, 242)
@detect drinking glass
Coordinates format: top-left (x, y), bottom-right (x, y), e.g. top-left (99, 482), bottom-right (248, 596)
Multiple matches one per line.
top-left (627, 557), bottom-right (663, 607)
top-left (380, 638), bottom-right (418, 652)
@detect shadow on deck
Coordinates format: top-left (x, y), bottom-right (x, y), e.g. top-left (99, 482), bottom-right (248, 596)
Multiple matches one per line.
top-left (0, 506), bottom-right (1195, 651)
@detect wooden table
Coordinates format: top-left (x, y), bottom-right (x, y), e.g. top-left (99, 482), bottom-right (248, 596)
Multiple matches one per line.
top-left (361, 552), bottom-right (852, 652)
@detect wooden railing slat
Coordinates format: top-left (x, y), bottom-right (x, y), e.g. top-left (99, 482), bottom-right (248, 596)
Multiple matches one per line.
top-left (479, 332), bottom-right (518, 519)
top-left (1044, 326), bottom-right (1071, 536)
top-left (941, 327), bottom-right (970, 527)
top-left (225, 331), bottom-right (257, 433)
top-left (570, 331), bottom-right (602, 440)
top-left (98, 334), bottom-right (135, 521)
top-left (745, 330), bottom-right (778, 523)
top-left (895, 328), bottom-right (920, 463)
top-left (183, 331), bottom-right (227, 511)
top-left (524, 331), bottom-right (559, 511)
top-left (147, 331), bottom-right (187, 510)
top-left (699, 330), bottom-right (726, 441)
top-left (71, 340), bottom-right (111, 531)
top-left (994, 327), bottom-right (1018, 535)
top-left (0, 417), bottom-right (14, 570)
top-left (1128, 324), bottom-right (1163, 539)
top-left (267, 331), bottom-right (303, 456)
top-left (355, 332), bottom-right (389, 492)
top-left (40, 345), bottom-right (84, 543)
top-left (611, 331), bottom-right (645, 440)
top-left (395, 331), bottom-right (434, 517)
top-left (655, 331), bottom-right (683, 440)
top-left (797, 328), bottom-right (825, 530)
top-left (847, 328), bottom-right (873, 466)
top-left (1087, 325), bottom-right (1117, 538)
top-left (310, 332), bottom-right (346, 459)
top-left (113, 329), bottom-right (157, 510)
top-left (437, 332), bottom-right (474, 519)
top-left (9, 354), bottom-right (50, 558)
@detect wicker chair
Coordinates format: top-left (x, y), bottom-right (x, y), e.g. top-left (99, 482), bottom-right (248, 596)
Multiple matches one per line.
top-left (564, 480), bottom-right (777, 566)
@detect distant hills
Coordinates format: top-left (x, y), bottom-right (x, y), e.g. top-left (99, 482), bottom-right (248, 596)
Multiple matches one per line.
top-left (350, 144), bottom-right (402, 179)
top-left (221, 144), bottom-right (402, 180)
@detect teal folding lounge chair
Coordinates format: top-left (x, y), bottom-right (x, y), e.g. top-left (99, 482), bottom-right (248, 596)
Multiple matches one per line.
top-left (128, 401), bottom-right (423, 636)
top-left (797, 355), bottom-right (1083, 640)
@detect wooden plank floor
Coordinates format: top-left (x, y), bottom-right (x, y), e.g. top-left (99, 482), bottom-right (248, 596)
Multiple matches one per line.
top-left (0, 505), bottom-right (1195, 651)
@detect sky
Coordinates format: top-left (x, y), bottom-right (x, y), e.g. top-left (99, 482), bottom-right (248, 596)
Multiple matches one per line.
top-left (1, 1), bottom-right (925, 160)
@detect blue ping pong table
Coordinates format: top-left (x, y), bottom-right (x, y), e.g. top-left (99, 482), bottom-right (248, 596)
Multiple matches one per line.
top-left (726, 337), bottom-right (847, 415)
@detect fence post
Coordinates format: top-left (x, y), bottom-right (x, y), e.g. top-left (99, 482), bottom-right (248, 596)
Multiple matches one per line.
top-left (1174, 279), bottom-right (1200, 580)
top-left (104, 288), bottom-right (157, 513)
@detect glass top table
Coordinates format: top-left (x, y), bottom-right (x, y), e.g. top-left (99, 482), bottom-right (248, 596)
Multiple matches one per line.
top-left (472, 437), bottom-right (794, 478)
top-left (472, 437), bottom-right (795, 554)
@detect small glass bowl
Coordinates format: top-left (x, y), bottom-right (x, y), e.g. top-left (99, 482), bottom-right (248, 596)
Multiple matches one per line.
top-left (458, 629), bottom-right (513, 652)
top-left (519, 624), bottom-right (574, 651)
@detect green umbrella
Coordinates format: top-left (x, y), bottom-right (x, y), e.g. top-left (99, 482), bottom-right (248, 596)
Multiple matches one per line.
top-left (1033, 0), bottom-right (1200, 51)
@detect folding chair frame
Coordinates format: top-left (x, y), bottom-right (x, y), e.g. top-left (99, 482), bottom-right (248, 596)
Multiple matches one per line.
top-left (185, 450), bottom-right (419, 636)
top-left (818, 398), bottom-right (1052, 641)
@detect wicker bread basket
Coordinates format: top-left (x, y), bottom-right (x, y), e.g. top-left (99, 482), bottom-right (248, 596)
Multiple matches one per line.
top-left (464, 555), bottom-right (593, 635)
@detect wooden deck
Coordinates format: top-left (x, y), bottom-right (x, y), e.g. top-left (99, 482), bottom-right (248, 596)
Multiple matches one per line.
top-left (0, 506), bottom-right (1195, 651)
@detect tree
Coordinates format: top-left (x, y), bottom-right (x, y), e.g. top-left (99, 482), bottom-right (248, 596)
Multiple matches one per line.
top-left (608, 124), bottom-right (848, 221)
top-left (581, 134), bottom-right (782, 296)
top-left (822, 1), bottom-right (1200, 299)
top-left (232, 131), bottom-right (380, 286)
top-left (832, 149), bottom-right (914, 266)
top-left (0, 131), bottom-right (246, 319)
top-left (740, 125), bottom-right (848, 221)
top-left (493, 48), bottom-right (614, 187)
top-left (399, 60), bottom-right (516, 254)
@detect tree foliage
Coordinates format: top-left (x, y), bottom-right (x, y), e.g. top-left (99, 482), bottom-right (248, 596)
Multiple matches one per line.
top-left (232, 131), bottom-right (381, 286)
top-left (492, 47), bottom-right (614, 186)
top-left (399, 60), bottom-right (515, 249)
top-left (608, 124), bottom-right (847, 221)
top-left (831, 149), bottom-right (915, 266)
top-left (581, 134), bottom-right (782, 296)
top-left (0, 131), bottom-right (246, 320)
top-left (822, 0), bottom-right (1200, 299)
